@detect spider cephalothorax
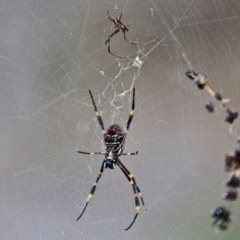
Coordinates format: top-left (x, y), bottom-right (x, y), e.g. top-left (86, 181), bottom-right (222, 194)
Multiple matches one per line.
top-left (77, 88), bottom-right (144, 231)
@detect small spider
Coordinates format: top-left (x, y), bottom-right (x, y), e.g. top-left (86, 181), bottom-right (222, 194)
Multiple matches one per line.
top-left (211, 206), bottom-right (231, 230)
top-left (105, 10), bottom-right (137, 58)
top-left (76, 88), bottom-right (144, 231)
top-left (225, 148), bottom-right (240, 172)
top-left (226, 171), bottom-right (240, 188)
top-left (222, 190), bottom-right (238, 201)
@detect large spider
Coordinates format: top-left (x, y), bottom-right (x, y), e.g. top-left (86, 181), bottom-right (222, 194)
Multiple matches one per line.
top-left (105, 10), bottom-right (137, 58)
top-left (76, 88), bottom-right (144, 231)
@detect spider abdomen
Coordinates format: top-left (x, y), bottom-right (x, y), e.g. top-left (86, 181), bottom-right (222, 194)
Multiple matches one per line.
top-left (105, 124), bottom-right (125, 153)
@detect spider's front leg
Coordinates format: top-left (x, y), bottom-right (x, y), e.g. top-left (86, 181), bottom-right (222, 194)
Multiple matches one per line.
top-left (89, 90), bottom-right (105, 132)
top-left (107, 10), bottom-right (114, 21)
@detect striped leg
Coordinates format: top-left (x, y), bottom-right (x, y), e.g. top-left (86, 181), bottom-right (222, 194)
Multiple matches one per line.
top-left (76, 162), bottom-right (105, 221)
top-left (89, 90), bottom-right (105, 133)
top-left (126, 88), bottom-right (135, 133)
top-left (119, 160), bottom-right (144, 205)
top-left (121, 151), bottom-right (138, 156)
top-left (78, 151), bottom-right (104, 155)
top-left (117, 160), bottom-right (144, 230)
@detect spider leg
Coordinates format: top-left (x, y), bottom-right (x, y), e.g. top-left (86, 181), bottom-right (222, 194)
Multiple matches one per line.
top-left (121, 151), bottom-right (138, 156)
top-left (205, 82), bottom-right (230, 103)
top-left (106, 40), bottom-right (125, 59)
top-left (105, 29), bottom-right (120, 45)
top-left (76, 162), bottom-right (105, 221)
top-left (89, 90), bottom-right (105, 132)
top-left (125, 186), bottom-right (139, 231)
top-left (118, 160), bottom-right (144, 205)
top-left (105, 29), bottom-right (126, 59)
top-left (125, 88), bottom-right (135, 133)
top-left (211, 218), bottom-right (219, 227)
top-left (117, 160), bottom-right (144, 230)
top-left (78, 151), bottom-right (105, 155)
top-left (123, 32), bottom-right (137, 45)
top-left (107, 10), bottom-right (114, 21)
top-left (119, 13), bottom-right (122, 21)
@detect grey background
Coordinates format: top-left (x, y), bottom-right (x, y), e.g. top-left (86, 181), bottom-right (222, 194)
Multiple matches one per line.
top-left (0, 0), bottom-right (240, 239)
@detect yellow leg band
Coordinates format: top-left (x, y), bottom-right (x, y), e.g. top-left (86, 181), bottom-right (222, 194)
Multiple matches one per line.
top-left (87, 194), bottom-right (93, 202)
top-left (136, 206), bottom-right (140, 213)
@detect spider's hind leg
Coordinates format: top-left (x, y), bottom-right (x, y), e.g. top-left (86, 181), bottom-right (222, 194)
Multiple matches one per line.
top-left (119, 160), bottom-right (144, 205)
top-left (76, 162), bottom-right (105, 221)
top-left (123, 32), bottom-right (137, 45)
top-left (117, 160), bottom-right (144, 230)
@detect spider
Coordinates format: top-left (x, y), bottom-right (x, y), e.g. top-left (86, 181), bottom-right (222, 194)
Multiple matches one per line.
top-left (76, 88), bottom-right (144, 231)
top-left (225, 148), bottom-right (240, 172)
top-left (211, 206), bottom-right (231, 230)
top-left (105, 10), bottom-right (137, 58)
top-left (222, 190), bottom-right (238, 201)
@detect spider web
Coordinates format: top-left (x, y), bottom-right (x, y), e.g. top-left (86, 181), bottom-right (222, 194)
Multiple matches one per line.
top-left (0, 0), bottom-right (240, 239)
